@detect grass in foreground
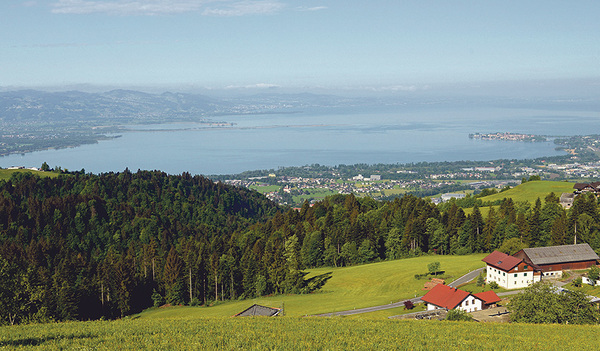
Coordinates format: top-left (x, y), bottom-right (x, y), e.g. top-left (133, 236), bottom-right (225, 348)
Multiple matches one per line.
top-left (1, 317), bottom-right (599, 350)
top-left (139, 254), bottom-right (486, 319)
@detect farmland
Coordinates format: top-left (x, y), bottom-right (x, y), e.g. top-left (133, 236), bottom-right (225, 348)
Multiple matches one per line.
top-left (1, 317), bottom-right (599, 350)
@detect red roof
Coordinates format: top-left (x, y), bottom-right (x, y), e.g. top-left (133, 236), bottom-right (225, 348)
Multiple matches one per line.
top-left (482, 250), bottom-right (522, 271)
top-left (473, 291), bottom-right (501, 305)
top-left (421, 284), bottom-right (470, 309)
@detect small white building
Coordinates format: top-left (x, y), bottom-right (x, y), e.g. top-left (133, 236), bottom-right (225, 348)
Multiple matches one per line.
top-left (440, 193), bottom-right (466, 202)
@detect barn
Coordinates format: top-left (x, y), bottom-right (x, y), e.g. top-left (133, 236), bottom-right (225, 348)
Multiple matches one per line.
top-left (513, 243), bottom-right (599, 278)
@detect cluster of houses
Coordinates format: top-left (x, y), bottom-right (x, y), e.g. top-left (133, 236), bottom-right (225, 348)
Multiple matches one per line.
top-left (421, 243), bottom-right (600, 314)
top-left (560, 182), bottom-right (600, 209)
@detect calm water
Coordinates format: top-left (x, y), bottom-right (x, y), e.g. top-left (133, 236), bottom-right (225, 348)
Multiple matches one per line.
top-left (2, 106), bottom-right (599, 175)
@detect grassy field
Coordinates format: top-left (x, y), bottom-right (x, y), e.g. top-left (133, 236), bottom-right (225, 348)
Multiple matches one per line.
top-left (2, 317), bottom-right (599, 350)
top-left (463, 181), bottom-right (576, 217)
top-left (249, 185), bottom-right (281, 193)
top-left (0, 169), bottom-right (59, 181)
top-left (478, 180), bottom-right (575, 204)
top-left (138, 254), bottom-right (487, 319)
top-left (292, 189), bottom-right (338, 204)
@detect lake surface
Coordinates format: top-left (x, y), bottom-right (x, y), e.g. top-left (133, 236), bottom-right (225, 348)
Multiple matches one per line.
top-left (2, 106), bottom-right (599, 175)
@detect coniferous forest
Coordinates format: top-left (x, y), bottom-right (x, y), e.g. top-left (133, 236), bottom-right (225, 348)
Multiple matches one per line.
top-left (1, 170), bottom-right (599, 325)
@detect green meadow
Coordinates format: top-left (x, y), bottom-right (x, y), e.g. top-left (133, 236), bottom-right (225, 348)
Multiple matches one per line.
top-left (138, 254), bottom-right (486, 319)
top-left (2, 317), bottom-right (599, 350)
top-left (478, 180), bottom-right (575, 204)
top-left (0, 169), bottom-right (59, 181)
top-left (463, 180), bottom-right (576, 217)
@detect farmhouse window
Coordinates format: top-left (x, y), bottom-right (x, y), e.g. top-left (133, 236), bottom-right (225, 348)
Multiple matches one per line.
top-left (524, 273), bottom-right (527, 276)
top-left (503, 272), bottom-right (505, 276)
top-left (514, 274), bottom-right (517, 277)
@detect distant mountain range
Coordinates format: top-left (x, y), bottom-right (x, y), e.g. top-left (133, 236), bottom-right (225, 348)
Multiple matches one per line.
top-left (0, 89), bottom-right (377, 124)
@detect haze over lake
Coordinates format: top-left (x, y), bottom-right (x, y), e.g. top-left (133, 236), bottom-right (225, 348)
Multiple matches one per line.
top-left (2, 105), bottom-right (597, 175)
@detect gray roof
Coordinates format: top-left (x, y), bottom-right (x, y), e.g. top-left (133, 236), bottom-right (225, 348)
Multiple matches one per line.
top-left (235, 304), bottom-right (281, 317)
top-left (522, 244), bottom-right (599, 265)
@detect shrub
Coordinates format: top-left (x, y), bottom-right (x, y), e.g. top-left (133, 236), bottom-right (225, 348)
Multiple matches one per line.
top-left (446, 309), bottom-right (473, 321)
top-left (489, 281), bottom-right (499, 290)
top-left (403, 300), bottom-right (414, 310)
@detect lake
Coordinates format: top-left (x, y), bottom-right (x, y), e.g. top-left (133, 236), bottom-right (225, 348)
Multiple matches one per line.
top-left (1, 105), bottom-right (598, 175)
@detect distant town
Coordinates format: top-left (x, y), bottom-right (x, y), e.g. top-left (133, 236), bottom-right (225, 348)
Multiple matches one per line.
top-left (469, 132), bottom-right (547, 142)
top-left (218, 133), bottom-right (600, 206)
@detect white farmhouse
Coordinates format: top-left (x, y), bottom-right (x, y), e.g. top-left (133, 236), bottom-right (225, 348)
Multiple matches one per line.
top-left (482, 250), bottom-right (541, 289)
top-left (421, 284), bottom-right (500, 313)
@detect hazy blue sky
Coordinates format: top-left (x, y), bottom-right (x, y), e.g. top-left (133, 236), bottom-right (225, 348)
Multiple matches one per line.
top-left (2, 0), bottom-right (599, 90)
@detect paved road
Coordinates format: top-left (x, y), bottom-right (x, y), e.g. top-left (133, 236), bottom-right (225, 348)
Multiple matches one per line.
top-left (448, 267), bottom-right (484, 287)
top-left (312, 267), bottom-right (484, 317)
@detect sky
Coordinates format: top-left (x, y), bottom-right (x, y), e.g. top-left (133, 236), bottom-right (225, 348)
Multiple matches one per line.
top-left (2, 0), bottom-right (600, 91)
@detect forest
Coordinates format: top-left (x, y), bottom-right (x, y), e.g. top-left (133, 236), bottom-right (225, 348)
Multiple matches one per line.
top-left (1, 171), bottom-right (599, 325)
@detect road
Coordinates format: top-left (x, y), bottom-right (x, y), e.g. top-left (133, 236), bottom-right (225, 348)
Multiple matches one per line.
top-left (312, 267), bottom-right (485, 317)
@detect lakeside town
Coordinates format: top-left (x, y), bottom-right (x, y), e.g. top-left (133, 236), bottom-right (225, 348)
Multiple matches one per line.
top-left (223, 158), bottom-right (600, 206)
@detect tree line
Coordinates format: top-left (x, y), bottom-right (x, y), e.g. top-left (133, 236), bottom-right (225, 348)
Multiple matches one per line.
top-left (1, 170), bottom-right (599, 325)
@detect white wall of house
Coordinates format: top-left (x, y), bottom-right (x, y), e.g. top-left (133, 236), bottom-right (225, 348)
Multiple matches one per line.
top-left (541, 270), bottom-right (562, 278)
top-left (426, 303), bottom-right (438, 311)
top-left (486, 265), bottom-right (540, 289)
top-left (425, 296), bottom-right (483, 312)
top-left (457, 295), bottom-right (482, 313)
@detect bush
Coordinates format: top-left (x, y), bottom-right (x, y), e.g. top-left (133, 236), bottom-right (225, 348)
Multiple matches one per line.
top-left (403, 300), bottom-right (414, 310)
top-left (151, 290), bottom-right (164, 308)
top-left (489, 281), bottom-right (499, 290)
top-left (446, 309), bottom-right (473, 321)
top-left (588, 266), bottom-right (600, 282)
top-left (572, 277), bottom-right (582, 287)
top-left (509, 281), bottom-right (600, 324)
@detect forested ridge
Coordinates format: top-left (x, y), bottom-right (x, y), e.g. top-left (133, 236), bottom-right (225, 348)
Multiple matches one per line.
top-left (1, 171), bottom-right (599, 325)
top-left (0, 170), bottom-right (280, 324)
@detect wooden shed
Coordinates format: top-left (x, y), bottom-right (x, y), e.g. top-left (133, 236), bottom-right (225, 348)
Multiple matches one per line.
top-left (234, 304), bottom-right (281, 317)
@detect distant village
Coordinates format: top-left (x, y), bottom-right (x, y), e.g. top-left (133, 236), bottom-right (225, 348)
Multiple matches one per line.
top-left (224, 159), bottom-right (600, 206)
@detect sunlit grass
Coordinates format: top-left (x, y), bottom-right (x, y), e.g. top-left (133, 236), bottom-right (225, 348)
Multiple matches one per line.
top-left (1, 317), bottom-right (599, 350)
top-left (138, 254), bottom-right (487, 319)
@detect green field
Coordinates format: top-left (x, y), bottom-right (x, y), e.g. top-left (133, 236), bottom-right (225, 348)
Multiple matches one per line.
top-left (249, 185), bottom-right (281, 193)
top-left (2, 317), bottom-right (599, 350)
top-left (463, 181), bottom-right (576, 217)
top-left (138, 254), bottom-right (486, 319)
top-left (0, 169), bottom-right (59, 181)
top-left (478, 180), bottom-right (575, 204)
top-left (2, 253), bottom-right (599, 350)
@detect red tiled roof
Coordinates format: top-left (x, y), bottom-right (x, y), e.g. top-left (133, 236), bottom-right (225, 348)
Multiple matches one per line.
top-left (421, 284), bottom-right (470, 310)
top-left (473, 291), bottom-right (501, 305)
top-left (482, 250), bottom-right (522, 271)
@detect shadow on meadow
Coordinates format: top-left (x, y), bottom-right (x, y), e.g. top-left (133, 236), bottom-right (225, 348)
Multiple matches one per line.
top-left (0, 333), bottom-right (96, 347)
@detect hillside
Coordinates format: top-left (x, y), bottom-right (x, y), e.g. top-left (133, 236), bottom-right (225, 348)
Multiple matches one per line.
top-left (0, 168), bottom-right (59, 181)
top-left (478, 180), bottom-right (575, 204)
top-left (0, 170), bottom-right (281, 323)
top-left (136, 254), bottom-right (486, 318)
